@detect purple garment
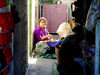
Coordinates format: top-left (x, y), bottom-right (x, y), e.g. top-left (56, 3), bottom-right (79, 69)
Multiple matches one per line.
top-left (34, 26), bottom-right (50, 45)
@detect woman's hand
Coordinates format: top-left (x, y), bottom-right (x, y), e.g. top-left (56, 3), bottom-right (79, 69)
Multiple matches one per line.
top-left (47, 34), bottom-right (53, 39)
top-left (41, 34), bottom-right (53, 40)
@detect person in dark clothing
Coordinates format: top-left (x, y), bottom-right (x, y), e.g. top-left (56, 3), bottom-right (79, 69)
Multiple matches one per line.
top-left (59, 25), bottom-right (83, 63)
top-left (57, 25), bottom-right (84, 75)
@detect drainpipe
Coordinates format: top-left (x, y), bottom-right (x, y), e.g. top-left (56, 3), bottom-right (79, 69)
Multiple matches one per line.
top-left (95, 19), bottom-right (100, 75)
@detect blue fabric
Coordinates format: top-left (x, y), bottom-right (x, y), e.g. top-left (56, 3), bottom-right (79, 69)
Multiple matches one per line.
top-left (43, 54), bottom-right (51, 58)
top-left (48, 40), bottom-right (62, 47)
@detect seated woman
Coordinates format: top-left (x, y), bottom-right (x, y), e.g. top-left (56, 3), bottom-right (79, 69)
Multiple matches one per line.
top-left (33, 17), bottom-right (53, 48)
top-left (33, 17), bottom-right (56, 56)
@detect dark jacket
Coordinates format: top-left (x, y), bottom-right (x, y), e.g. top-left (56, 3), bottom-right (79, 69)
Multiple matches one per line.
top-left (59, 33), bottom-right (82, 62)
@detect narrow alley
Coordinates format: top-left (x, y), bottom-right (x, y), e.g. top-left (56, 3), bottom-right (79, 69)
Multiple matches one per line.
top-left (27, 58), bottom-right (57, 75)
top-left (0, 0), bottom-right (100, 75)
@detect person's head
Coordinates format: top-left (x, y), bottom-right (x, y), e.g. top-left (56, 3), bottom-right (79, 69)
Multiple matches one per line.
top-left (38, 17), bottom-right (47, 28)
top-left (72, 25), bottom-right (83, 42)
top-left (72, 25), bottom-right (83, 34)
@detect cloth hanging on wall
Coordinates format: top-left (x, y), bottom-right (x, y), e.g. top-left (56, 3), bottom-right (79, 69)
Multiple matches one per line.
top-left (42, 4), bottom-right (67, 32)
top-left (85, 0), bottom-right (99, 31)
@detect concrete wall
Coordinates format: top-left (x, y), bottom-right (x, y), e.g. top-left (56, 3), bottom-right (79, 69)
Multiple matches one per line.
top-left (13, 0), bottom-right (28, 75)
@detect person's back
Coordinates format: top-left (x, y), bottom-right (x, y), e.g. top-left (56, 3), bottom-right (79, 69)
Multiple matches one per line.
top-left (59, 34), bottom-right (76, 62)
top-left (59, 25), bottom-right (83, 63)
top-left (57, 25), bottom-right (83, 75)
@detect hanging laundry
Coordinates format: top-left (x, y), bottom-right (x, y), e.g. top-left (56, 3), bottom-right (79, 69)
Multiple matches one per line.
top-left (2, 45), bottom-right (13, 65)
top-left (0, 0), bottom-right (8, 8)
top-left (42, 4), bottom-right (67, 32)
top-left (85, 0), bottom-right (99, 31)
top-left (2, 45), bottom-right (13, 75)
top-left (0, 12), bottom-right (13, 46)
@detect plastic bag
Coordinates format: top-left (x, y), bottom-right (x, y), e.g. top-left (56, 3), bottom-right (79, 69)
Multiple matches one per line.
top-left (57, 22), bottom-right (72, 38)
top-left (35, 41), bottom-right (50, 57)
top-left (52, 62), bottom-right (60, 75)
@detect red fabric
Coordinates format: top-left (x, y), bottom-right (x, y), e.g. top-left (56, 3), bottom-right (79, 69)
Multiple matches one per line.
top-left (0, 34), bottom-right (5, 46)
top-left (5, 13), bottom-right (11, 30)
top-left (2, 18), bottom-right (9, 45)
top-left (0, 0), bottom-right (7, 8)
top-left (3, 67), bottom-right (10, 75)
top-left (2, 45), bottom-right (13, 65)
top-left (5, 12), bottom-right (11, 29)
top-left (0, 13), bottom-right (7, 46)
top-left (5, 12), bottom-right (12, 43)
top-left (4, 0), bottom-right (7, 7)
top-left (8, 32), bottom-right (12, 43)
top-left (1, 13), bottom-right (9, 32)
top-left (0, 13), bottom-right (4, 46)
top-left (0, 0), bottom-right (2, 8)
top-left (2, 45), bottom-right (13, 75)
top-left (0, 0), bottom-right (3, 8)
top-left (8, 12), bottom-right (15, 29)
top-left (0, 13), bottom-right (12, 46)
top-left (2, 0), bottom-right (4, 7)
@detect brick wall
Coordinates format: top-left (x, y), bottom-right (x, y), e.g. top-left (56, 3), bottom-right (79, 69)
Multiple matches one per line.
top-left (13, 0), bottom-right (28, 75)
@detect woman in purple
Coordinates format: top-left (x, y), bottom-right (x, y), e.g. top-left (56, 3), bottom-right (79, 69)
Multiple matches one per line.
top-left (33, 17), bottom-right (53, 48)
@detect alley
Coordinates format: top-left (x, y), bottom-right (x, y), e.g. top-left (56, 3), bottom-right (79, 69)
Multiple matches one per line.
top-left (27, 34), bottom-right (60, 75)
top-left (0, 0), bottom-right (99, 75)
top-left (27, 58), bottom-right (57, 75)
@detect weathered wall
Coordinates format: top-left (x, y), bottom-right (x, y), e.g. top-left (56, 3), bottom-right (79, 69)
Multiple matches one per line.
top-left (13, 0), bottom-right (28, 75)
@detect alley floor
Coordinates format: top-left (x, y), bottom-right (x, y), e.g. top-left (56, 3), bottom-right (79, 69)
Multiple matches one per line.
top-left (27, 34), bottom-right (59, 75)
top-left (26, 34), bottom-right (93, 75)
top-left (27, 57), bottom-right (57, 75)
